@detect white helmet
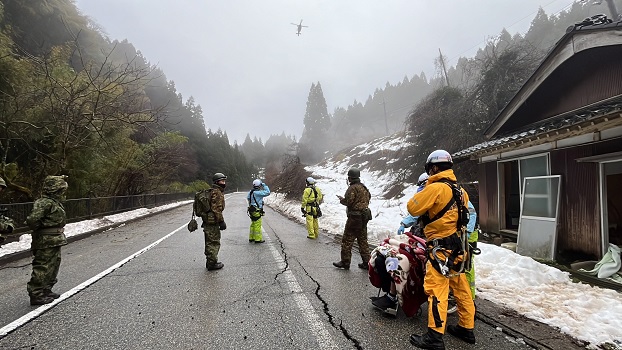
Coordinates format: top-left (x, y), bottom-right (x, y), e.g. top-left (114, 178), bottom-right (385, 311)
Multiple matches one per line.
top-left (306, 177), bottom-right (315, 185)
top-left (426, 149), bottom-right (453, 165)
top-left (417, 172), bottom-right (429, 184)
top-left (252, 179), bottom-right (262, 187)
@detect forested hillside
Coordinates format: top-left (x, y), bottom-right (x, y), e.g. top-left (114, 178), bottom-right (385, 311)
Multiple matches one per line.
top-left (8, 1), bottom-right (612, 204)
top-left (274, 1), bottom-right (622, 203)
top-left (297, 2), bottom-right (609, 185)
top-left (0, 0), bottom-right (257, 201)
top-left (402, 3), bottom-right (599, 184)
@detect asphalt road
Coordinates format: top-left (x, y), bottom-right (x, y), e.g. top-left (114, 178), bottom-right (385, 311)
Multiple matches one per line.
top-left (0, 193), bottom-right (584, 349)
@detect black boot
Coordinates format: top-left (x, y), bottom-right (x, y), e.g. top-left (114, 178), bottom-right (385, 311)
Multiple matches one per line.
top-left (30, 294), bottom-right (54, 306)
top-left (44, 289), bottom-right (61, 299)
top-left (447, 324), bottom-right (476, 344)
top-left (332, 261), bottom-right (350, 270)
top-left (207, 262), bottom-right (224, 271)
top-left (358, 262), bottom-right (368, 270)
top-left (409, 328), bottom-right (445, 350)
top-left (372, 294), bottom-right (397, 311)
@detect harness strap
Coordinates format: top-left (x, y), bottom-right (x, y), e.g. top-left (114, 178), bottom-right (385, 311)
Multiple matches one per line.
top-left (310, 187), bottom-right (320, 207)
top-left (420, 179), bottom-right (458, 226)
top-left (426, 233), bottom-right (466, 277)
top-left (247, 189), bottom-right (264, 220)
top-left (249, 189), bottom-right (260, 208)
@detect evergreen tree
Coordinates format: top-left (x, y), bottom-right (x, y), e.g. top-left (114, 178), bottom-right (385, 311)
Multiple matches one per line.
top-left (302, 82), bottom-right (331, 140)
top-left (241, 133), bottom-right (265, 167)
top-left (524, 8), bottom-right (556, 49)
top-left (299, 82), bottom-right (331, 163)
top-left (0, 0), bottom-right (260, 199)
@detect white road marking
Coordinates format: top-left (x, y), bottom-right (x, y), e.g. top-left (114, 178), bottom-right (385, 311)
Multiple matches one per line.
top-left (0, 224), bottom-right (186, 338)
top-left (264, 232), bottom-right (339, 349)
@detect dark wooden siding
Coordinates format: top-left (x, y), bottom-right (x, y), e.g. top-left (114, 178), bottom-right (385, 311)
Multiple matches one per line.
top-left (497, 45), bottom-right (622, 135)
top-left (542, 47), bottom-right (622, 118)
top-left (478, 162), bottom-right (499, 233)
top-left (551, 147), bottom-right (601, 258)
top-left (478, 137), bottom-right (622, 258)
top-left (550, 138), bottom-right (622, 258)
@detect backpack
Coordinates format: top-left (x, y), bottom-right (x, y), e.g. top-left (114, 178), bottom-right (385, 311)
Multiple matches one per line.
top-left (193, 188), bottom-right (214, 217)
top-left (439, 180), bottom-right (470, 230)
top-left (311, 187), bottom-right (322, 218)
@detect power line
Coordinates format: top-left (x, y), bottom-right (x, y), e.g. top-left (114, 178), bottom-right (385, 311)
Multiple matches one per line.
top-left (337, 1), bottom-right (586, 122)
top-left (447, 0), bottom-right (578, 65)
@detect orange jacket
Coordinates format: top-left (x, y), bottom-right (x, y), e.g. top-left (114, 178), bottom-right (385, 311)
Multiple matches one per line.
top-left (407, 169), bottom-right (470, 241)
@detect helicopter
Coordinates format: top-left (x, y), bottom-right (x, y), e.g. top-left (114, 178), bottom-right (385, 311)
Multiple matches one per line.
top-left (290, 19), bottom-right (308, 36)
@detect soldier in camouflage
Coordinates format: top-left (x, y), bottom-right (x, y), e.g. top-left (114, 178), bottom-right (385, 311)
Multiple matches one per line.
top-left (26, 175), bottom-right (69, 305)
top-left (201, 173), bottom-right (227, 271)
top-left (0, 177), bottom-right (16, 243)
top-left (333, 167), bottom-right (372, 270)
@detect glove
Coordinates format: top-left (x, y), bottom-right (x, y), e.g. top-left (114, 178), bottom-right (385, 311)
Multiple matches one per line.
top-left (397, 224), bottom-right (405, 235)
top-left (301, 208), bottom-right (306, 216)
top-left (218, 221), bottom-right (227, 231)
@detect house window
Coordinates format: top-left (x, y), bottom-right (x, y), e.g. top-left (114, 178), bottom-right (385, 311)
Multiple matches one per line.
top-left (498, 154), bottom-right (550, 232)
top-left (516, 175), bottom-right (561, 260)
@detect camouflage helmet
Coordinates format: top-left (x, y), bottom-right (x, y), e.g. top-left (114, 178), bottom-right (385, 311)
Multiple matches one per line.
top-left (347, 167), bottom-right (360, 179)
top-left (212, 172), bottom-right (227, 183)
top-left (0, 176), bottom-right (6, 188)
top-left (42, 175), bottom-right (68, 194)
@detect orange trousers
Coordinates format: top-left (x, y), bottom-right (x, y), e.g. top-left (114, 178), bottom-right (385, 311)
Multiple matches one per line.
top-left (424, 260), bottom-right (475, 333)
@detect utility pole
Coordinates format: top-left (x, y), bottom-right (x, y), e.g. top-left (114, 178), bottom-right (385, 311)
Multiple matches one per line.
top-left (438, 48), bottom-right (450, 88)
top-left (604, 0), bottom-right (620, 21)
top-left (381, 98), bottom-right (389, 135)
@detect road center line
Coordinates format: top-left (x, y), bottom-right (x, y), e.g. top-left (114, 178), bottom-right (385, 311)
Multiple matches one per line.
top-left (264, 231), bottom-right (338, 350)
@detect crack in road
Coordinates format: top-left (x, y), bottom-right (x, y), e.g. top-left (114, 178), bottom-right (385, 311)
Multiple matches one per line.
top-left (268, 224), bottom-right (364, 350)
top-left (299, 262), bottom-right (364, 350)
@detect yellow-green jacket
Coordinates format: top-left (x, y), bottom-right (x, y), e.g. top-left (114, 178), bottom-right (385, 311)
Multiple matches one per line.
top-left (301, 185), bottom-right (323, 215)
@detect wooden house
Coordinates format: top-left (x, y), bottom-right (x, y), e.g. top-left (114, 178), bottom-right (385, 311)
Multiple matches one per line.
top-left (454, 19), bottom-right (622, 261)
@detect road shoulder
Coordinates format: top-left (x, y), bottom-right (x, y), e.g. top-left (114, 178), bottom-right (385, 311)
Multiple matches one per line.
top-left (476, 298), bottom-right (588, 349)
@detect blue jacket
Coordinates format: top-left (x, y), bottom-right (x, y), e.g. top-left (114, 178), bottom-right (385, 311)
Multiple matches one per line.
top-left (466, 200), bottom-right (477, 234)
top-left (400, 200), bottom-right (476, 235)
top-left (400, 183), bottom-right (426, 228)
top-left (247, 183), bottom-right (271, 208)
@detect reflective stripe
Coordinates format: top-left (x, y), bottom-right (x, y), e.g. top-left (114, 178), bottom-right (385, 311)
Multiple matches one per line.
top-left (431, 296), bottom-right (443, 328)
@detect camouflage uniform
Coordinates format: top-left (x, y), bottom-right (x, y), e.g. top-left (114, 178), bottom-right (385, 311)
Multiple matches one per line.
top-left (338, 179), bottom-right (371, 266)
top-left (0, 214), bottom-right (16, 244)
top-left (0, 176), bottom-right (15, 243)
top-left (26, 175), bottom-right (68, 304)
top-left (200, 185), bottom-right (225, 268)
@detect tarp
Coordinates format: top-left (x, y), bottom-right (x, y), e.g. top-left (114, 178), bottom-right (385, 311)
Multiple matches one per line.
top-left (580, 243), bottom-right (622, 283)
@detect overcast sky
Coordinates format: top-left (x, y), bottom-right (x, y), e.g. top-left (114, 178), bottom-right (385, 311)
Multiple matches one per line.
top-left (73, 0), bottom-right (594, 144)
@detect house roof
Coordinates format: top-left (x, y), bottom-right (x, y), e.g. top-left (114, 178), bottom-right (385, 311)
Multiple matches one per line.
top-left (455, 17), bottom-right (622, 160)
top-left (453, 96), bottom-right (622, 160)
top-left (484, 19), bottom-right (622, 139)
